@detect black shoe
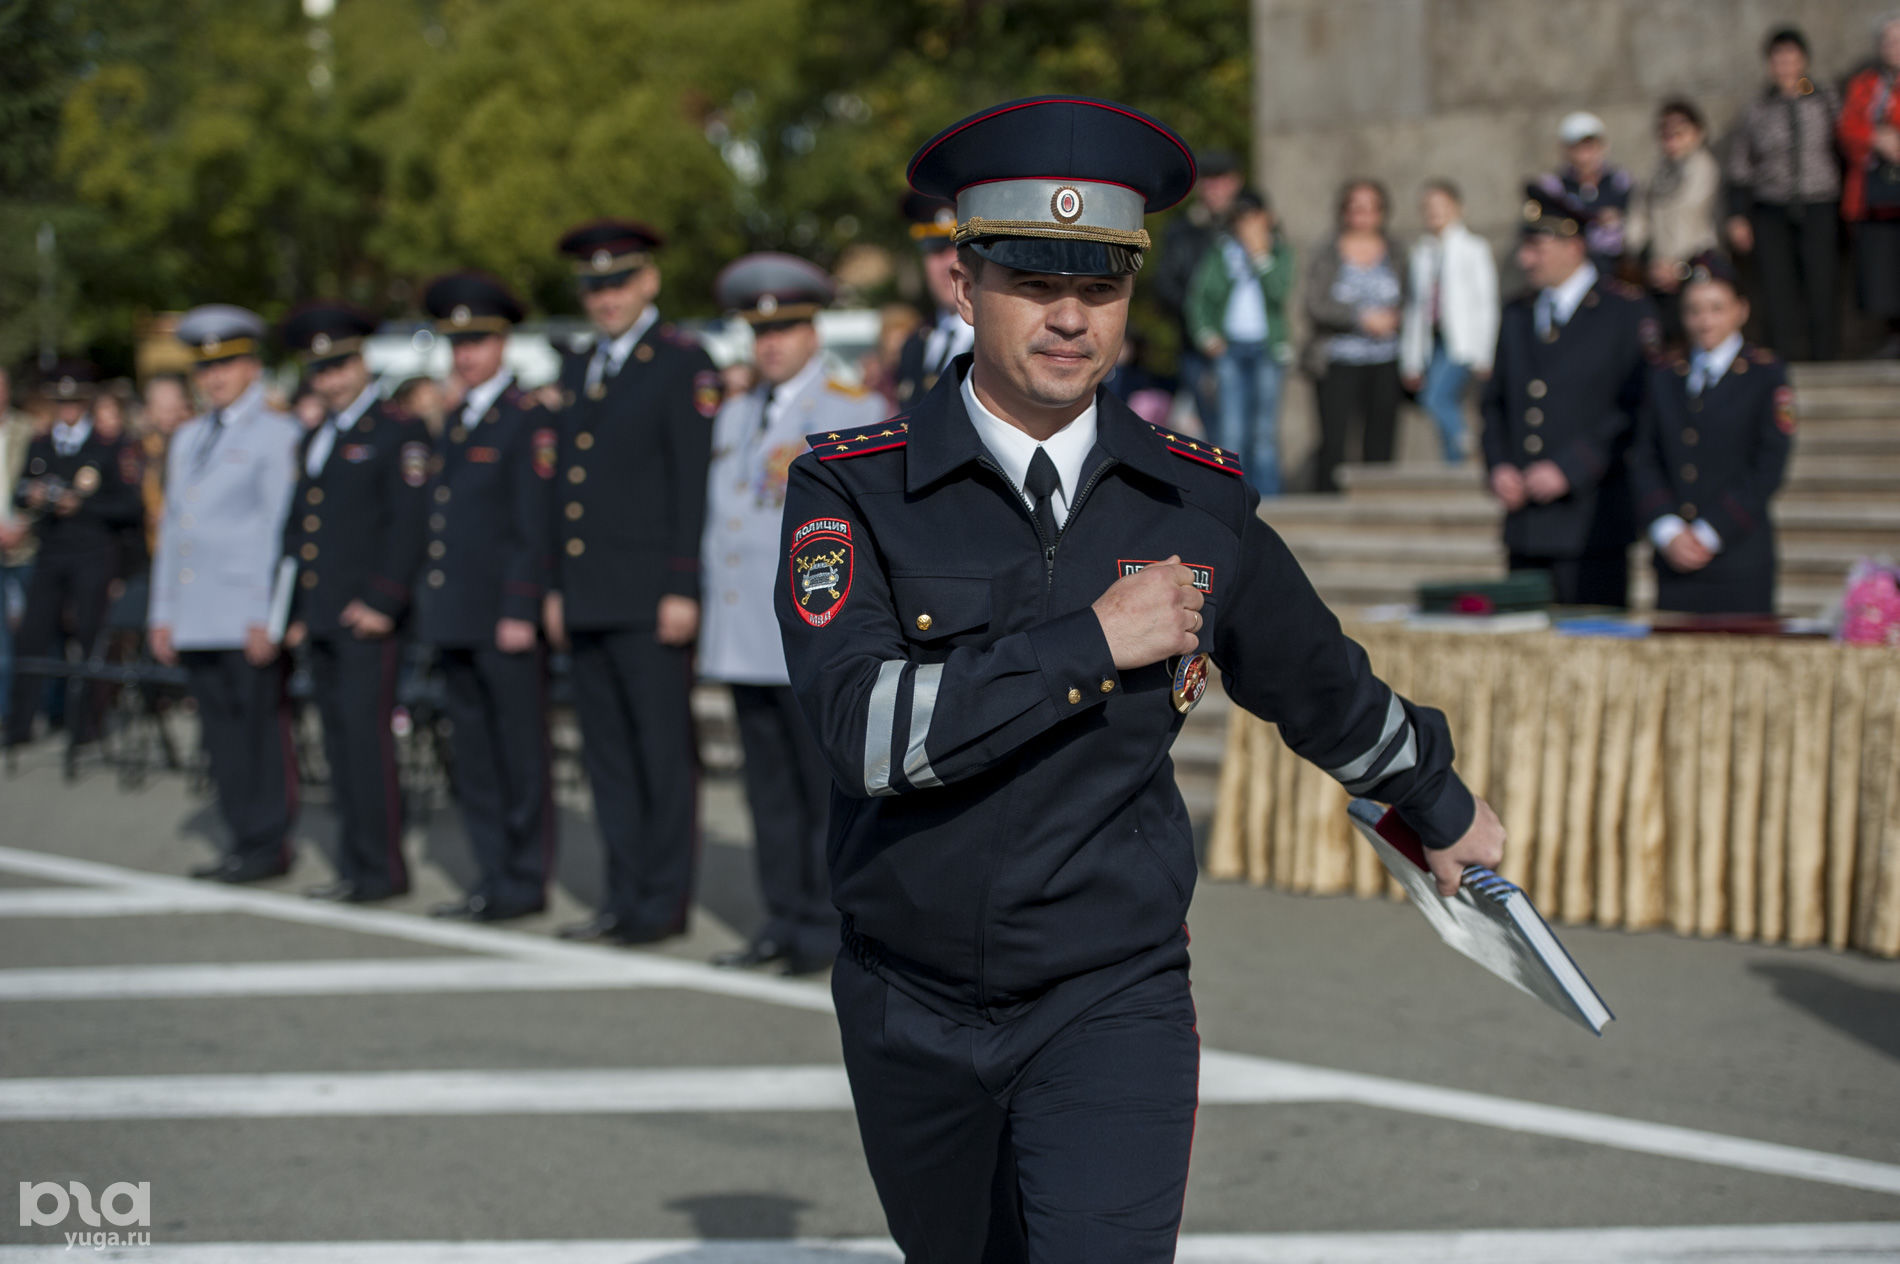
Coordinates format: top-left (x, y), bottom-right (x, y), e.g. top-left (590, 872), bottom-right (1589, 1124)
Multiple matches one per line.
top-left (612, 918), bottom-right (688, 946)
top-left (711, 939), bottom-right (790, 969)
top-left (429, 893), bottom-right (544, 922)
top-left (557, 913), bottom-right (627, 942)
top-left (306, 879), bottom-right (409, 903)
top-left (781, 951), bottom-right (834, 977)
top-left (189, 855), bottom-right (291, 884)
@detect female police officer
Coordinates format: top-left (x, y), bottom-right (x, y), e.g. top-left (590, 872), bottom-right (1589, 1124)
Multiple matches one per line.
top-left (775, 97), bottom-right (1506, 1262)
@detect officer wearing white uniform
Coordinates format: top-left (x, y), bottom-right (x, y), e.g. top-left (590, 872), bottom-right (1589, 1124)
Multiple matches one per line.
top-left (150, 305), bottom-right (303, 883)
top-left (702, 253), bottom-right (886, 975)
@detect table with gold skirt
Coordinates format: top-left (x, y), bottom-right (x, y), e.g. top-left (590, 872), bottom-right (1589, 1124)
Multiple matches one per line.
top-left (1204, 628), bottom-right (1900, 958)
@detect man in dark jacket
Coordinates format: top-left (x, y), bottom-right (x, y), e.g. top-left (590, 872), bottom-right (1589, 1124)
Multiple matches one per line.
top-left (1482, 185), bottom-right (1659, 608)
top-left (777, 96), bottom-right (1505, 1263)
top-left (279, 303), bottom-right (432, 902)
top-left (1152, 147), bottom-right (1242, 432)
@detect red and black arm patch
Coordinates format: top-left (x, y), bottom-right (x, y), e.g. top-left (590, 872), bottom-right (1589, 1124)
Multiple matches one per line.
top-left (788, 517), bottom-right (853, 627)
top-left (532, 427), bottom-right (557, 479)
top-left (1147, 424), bottom-right (1243, 475)
top-left (400, 440), bottom-right (430, 488)
top-left (814, 419), bottom-right (910, 461)
top-left (693, 370), bottom-right (722, 419)
top-left (1773, 385), bottom-right (1797, 436)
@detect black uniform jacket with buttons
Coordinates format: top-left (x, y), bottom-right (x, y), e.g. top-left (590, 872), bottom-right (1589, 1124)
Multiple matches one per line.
top-left (776, 358), bottom-right (1476, 1017)
top-left (1481, 276), bottom-right (1657, 558)
top-left (1629, 345), bottom-right (1792, 609)
top-left (282, 401), bottom-right (432, 637)
top-left (14, 431), bottom-right (144, 559)
top-left (552, 323), bottom-right (717, 630)
top-left (414, 384), bottom-right (556, 648)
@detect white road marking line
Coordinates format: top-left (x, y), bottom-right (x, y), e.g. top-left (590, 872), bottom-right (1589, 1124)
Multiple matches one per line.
top-left (2, 846), bottom-right (1896, 1199)
top-left (2, 1224), bottom-right (1899, 1263)
top-left (6, 1058), bottom-right (1900, 1200)
top-left (0, 959), bottom-right (648, 1001)
top-left (0, 846), bottom-right (834, 1013)
top-left (0, 888), bottom-right (237, 917)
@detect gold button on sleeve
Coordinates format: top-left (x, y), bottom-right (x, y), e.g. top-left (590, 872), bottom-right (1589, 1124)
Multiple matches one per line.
top-left (1099, 679), bottom-right (1115, 694)
top-left (915, 613), bottom-right (932, 631)
top-left (1066, 687), bottom-right (1082, 705)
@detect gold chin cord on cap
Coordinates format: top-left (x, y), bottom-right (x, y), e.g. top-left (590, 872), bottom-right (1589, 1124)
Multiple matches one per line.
top-left (953, 219), bottom-right (1151, 249)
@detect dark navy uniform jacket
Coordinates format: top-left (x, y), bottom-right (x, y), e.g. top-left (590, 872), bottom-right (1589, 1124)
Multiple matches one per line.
top-left (1481, 275), bottom-right (1656, 558)
top-left (1629, 345), bottom-right (1793, 614)
top-left (283, 400), bottom-right (432, 637)
top-left (552, 324), bottom-right (718, 630)
top-left (776, 359), bottom-right (1475, 1020)
top-left (414, 381), bottom-right (555, 648)
top-left (14, 430), bottom-right (144, 560)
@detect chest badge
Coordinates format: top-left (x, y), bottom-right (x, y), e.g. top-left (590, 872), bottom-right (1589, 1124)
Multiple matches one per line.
top-left (789, 518), bottom-right (853, 628)
top-left (1171, 653), bottom-right (1210, 715)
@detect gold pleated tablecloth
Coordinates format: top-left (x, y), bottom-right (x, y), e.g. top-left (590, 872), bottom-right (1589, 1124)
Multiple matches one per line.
top-left (1204, 628), bottom-right (1900, 958)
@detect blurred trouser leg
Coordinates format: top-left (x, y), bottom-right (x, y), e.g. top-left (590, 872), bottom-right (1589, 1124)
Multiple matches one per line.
top-left (1750, 204), bottom-right (1804, 360)
top-left (63, 550), bottom-right (113, 746)
top-left (3, 560), bottom-right (63, 747)
top-left (476, 643), bottom-right (551, 907)
top-left (0, 561), bottom-right (29, 725)
top-left (311, 634), bottom-right (408, 891)
top-left (1420, 344), bottom-right (1472, 463)
top-left (1798, 202), bottom-right (1840, 362)
top-left (184, 649), bottom-right (296, 867)
top-left (1215, 343), bottom-right (1281, 495)
top-left (731, 683), bottom-right (836, 959)
top-left (1360, 359), bottom-right (1402, 465)
top-left (1250, 355), bottom-right (1285, 495)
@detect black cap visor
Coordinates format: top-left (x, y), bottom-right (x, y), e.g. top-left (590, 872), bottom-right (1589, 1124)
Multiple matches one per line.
top-left (967, 237), bottom-right (1143, 277)
top-left (578, 270), bottom-right (638, 293)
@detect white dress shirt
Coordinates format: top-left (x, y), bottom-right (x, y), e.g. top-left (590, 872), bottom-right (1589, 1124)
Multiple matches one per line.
top-left (304, 381), bottom-right (380, 478)
top-left (459, 371), bottom-right (515, 429)
top-left (52, 418), bottom-right (93, 457)
top-left (1534, 261), bottom-right (1599, 339)
top-left (961, 369), bottom-right (1097, 530)
top-left (923, 309), bottom-right (975, 379)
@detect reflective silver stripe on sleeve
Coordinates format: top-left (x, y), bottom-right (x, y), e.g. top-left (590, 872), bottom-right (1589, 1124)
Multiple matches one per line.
top-left (1324, 693), bottom-right (1406, 785)
top-left (902, 664), bottom-right (944, 789)
top-left (863, 660), bottom-right (906, 797)
top-left (1342, 724), bottom-right (1417, 796)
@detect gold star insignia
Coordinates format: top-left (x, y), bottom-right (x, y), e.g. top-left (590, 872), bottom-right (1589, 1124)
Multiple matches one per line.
top-left (1188, 442), bottom-right (1200, 451)
top-left (827, 432), bottom-right (841, 439)
top-left (834, 444), bottom-right (849, 451)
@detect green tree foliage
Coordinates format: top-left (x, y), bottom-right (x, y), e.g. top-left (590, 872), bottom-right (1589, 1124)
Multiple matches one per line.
top-left (7, 0), bottom-right (1249, 369)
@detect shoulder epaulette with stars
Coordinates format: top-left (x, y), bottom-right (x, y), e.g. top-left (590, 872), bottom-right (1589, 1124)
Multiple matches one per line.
top-left (1148, 423), bottom-right (1243, 476)
top-left (825, 378), bottom-right (872, 400)
top-left (814, 418), bottom-right (911, 461)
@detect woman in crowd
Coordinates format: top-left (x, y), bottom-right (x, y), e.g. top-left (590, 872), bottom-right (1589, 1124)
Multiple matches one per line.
top-left (1839, 11), bottom-right (1900, 358)
top-left (1399, 179), bottom-right (1497, 464)
top-left (1629, 254), bottom-right (1792, 615)
top-left (1303, 179), bottom-right (1408, 492)
top-left (1629, 99), bottom-right (1722, 346)
top-left (1726, 26), bottom-right (1843, 362)
top-left (1188, 186), bottom-right (1295, 491)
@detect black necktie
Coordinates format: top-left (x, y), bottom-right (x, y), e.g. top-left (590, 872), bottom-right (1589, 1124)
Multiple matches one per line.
top-left (1025, 447), bottom-right (1061, 543)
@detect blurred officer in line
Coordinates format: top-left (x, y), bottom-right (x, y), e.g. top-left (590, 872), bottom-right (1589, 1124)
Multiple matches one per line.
top-left (416, 274), bottom-right (557, 922)
top-left (1483, 186), bottom-right (1659, 608)
top-left (279, 303), bottom-right (432, 902)
top-left (703, 253), bottom-right (885, 975)
top-left (0, 365), bottom-right (40, 725)
top-left (4, 363), bottom-right (145, 758)
top-left (1630, 252), bottom-right (1792, 615)
top-left (889, 193), bottom-right (973, 409)
top-left (545, 221), bottom-right (719, 946)
top-left (150, 308), bottom-right (303, 882)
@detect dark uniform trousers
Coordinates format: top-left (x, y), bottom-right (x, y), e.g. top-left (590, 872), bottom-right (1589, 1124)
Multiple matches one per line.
top-left (438, 644), bottom-right (551, 909)
top-left (1630, 347), bottom-right (1793, 615)
top-left (6, 434), bottom-right (145, 747)
top-left (308, 634), bottom-right (409, 889)
top-left (1482, 276), bottom-right (1658, 610)
top-left (730, 683), bottom-right (835, 957)
top-left (553, 324), bottom-right (717, 929)
top-left (835, 946), bottom-right (1198, 1264)
top-left (568, 630), bottom-right (696, 929)
top-left (182, 649), bottom-right (297, 867)
top-left (778, 364), bottom-right (1477, 1259)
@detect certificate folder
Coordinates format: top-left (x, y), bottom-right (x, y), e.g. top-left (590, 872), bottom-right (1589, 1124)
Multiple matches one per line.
top-left (1349, 799), bottom-right (1614, 1036)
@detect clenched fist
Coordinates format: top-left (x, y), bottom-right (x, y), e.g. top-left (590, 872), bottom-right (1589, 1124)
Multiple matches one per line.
top-left (1091, 555), bottom-right (1204, 670)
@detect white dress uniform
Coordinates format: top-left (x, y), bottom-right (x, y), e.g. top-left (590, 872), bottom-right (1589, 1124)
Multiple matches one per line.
top-left (150, 308), bottom-right (304, 882)
top-left (700, 356), bottom-right (887, 685)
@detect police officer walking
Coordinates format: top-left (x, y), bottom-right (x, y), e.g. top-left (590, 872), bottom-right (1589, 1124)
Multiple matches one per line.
top-left (776, 97), bottom-right (1506, 1261)
top-left (703, 253), bottom-right (885, 976)
top-left (279, 303), bottom-right (432, 901)
top-left (1481, 185), bottom-right (1659, 608)
top-left (150, 307), bottom-right (303, 883)
top-left (4, 362), bottom-right (145, 758)
top-left (543, 220), bottom-right (719, 945)
top-left (416, 274), bottom-right (557, 922)
top-left (889, 193), bottom-right (973, 409)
